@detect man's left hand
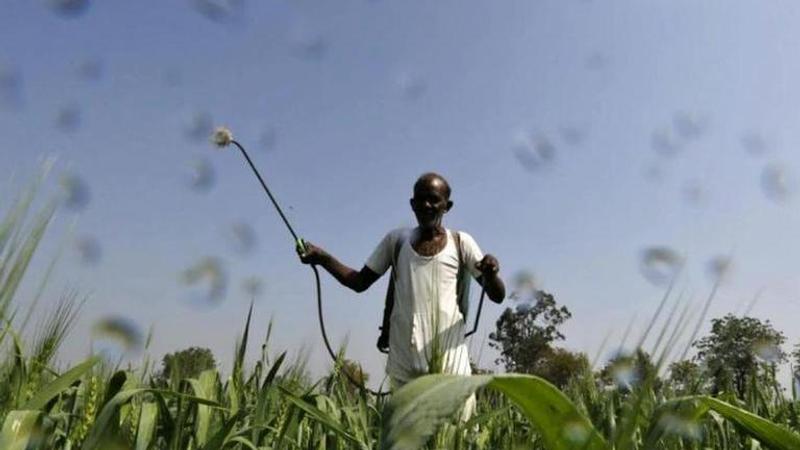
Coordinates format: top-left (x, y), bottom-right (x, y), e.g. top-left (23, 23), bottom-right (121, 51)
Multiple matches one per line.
top-left (476, 254), bottom-right (500, 278)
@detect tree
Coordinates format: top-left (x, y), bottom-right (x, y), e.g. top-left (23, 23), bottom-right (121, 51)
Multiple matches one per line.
top-left (667, 360), bottom-right (703, 393)
top-left (792, 343), bottom-right (800, 378)
top-left (489, 290), bottom-right (571, 373)
top-left (693, 315), bottom-right (786, 397)
top-left (160, 347), bottom-right (217, 382)
top-left (533, 347), bottom-right (590, 388)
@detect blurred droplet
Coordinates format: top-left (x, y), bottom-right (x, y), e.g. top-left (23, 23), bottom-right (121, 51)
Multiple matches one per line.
top-left (290, 32), bottom-right (328, 60)
top-left (512, 133), bottom-right (556, 172)
top-left (187, 158), bottom-right (215, 193)
top-left (609, 356), bottom-right (639, 388)
top-left (741, 132), bottom-right (768, 156)
top-left (185, 111), bottom-right (214, 142)
top-left (0, 66), bottom-right (23, 109)
top-left (58, 173), bottom-right (91, 211)
top-left (242, 276), bottom-right (264, 297)
top-left (510, 270), bottom-right (537, 303)
top-left (260, 127), bottom-right (277, 151)
top-left (77, 58), bottom-right (104, 82)
top-left (584, 52), bottom-right (608, 71)
top-left (48, 0), bottom-right (91, 17)
top-left (643, 164), bottom-right (665, 183)
top-left (639, 247), bottom-right (683, 287)
top-left (651, 129), bottom-right (681, 157)
top-left (753, 340), bottom-right (782, 363)
top-left (706, 255), bottom-right (732, 282)
top-left (191, 0), bottom-right (243, 23)
top-left (180, 256), bottom-right (227, 305)
top-left (559, 125), bottom-right (587, 146)
top-left (681, 180), bottom-right (706, 207)
top-left (92, 316), bottom-right (143, 356)
top-left (75, 235), bottom-right (102, 266)
top-left (226, 221), bottom-right (257, 255)
top-left (397, 73), bottom-right (427, 100)
top-left (658, 414), bottom-right (702, 441)
top-left (163, 68), bottom-right (183, 87)
top-left (562, 420), bottom-right (590, 445)
top-left (761, 163), bottom-right (793, 202)
top-left (672, 111), bottom-right (708, 141)
top-left (55, 103), bottom-right (81, 133)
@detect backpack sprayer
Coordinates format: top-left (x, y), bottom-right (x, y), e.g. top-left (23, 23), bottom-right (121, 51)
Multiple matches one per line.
top-left (212, 127), bottom-right (486, 395)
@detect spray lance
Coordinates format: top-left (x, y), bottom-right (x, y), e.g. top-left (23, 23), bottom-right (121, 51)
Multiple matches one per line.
top-left (212, 127), bottom-right (487, 395)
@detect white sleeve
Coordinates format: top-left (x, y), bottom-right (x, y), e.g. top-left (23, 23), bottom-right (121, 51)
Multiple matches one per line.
top-left (365, 230), bottom-right (397, 276)
top-left (459, 232), bottom-right (484, 280)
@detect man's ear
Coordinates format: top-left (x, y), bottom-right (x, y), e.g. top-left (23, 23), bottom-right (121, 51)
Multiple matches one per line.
top-left (446, 200), bottom-right (453, 212)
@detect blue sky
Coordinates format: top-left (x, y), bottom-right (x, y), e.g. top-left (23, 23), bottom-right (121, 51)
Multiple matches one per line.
top-left (2, 0), bottom-right (800, 386)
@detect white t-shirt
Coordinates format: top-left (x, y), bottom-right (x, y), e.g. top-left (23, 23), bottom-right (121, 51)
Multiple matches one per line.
top-left (366, 227), bottom-right (484, 384)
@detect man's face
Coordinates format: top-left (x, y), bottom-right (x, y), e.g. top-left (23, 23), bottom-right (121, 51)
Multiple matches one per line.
top-left (410, 178), bottom-right (452, 229)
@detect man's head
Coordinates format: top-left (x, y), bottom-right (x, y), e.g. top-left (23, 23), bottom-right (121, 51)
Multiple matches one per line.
top-left (410, 172), bottom-right (453, 229)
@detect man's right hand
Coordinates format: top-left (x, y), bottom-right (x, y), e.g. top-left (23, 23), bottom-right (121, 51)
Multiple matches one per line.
top-left (297, 240), bottom-right (328, 266)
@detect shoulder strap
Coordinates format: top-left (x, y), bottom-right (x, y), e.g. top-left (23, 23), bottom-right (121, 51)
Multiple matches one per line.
top-left (377, 231), bottom-right (405, 353)
top-left (452, 230), bottom-right (471, 321)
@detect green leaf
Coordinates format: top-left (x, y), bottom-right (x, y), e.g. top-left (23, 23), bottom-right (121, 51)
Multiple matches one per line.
top-left (381, 374), bottom-right (608, 450)
top-left (279, 386), bottom-right (362, 446)
top-left (652, 395), bottom-right (800, 450)
top-left (0, 410), bottom-right (43, 450)
top-left (134, 402), bottom-right (158, 450)
top-left (22, 356), bottom-right (99, 410)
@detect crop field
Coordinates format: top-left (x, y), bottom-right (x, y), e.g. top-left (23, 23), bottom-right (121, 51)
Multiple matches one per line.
top-left (1, 176), bottom-right (800, 450)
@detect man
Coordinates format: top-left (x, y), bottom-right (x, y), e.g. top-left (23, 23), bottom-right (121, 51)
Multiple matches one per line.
top-left (298, 172), bottom-right (505, 395)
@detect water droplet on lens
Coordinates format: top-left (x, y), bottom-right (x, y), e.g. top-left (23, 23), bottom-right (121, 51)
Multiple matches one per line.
top-left (242, 276), bottom-right (264, 298)
top-left (761, 163), bottom-right (793, 202)
top-left (290, 30), bottom-right (328, 60)
top-left (741, 132), bottom-right (768, 156)
top-left (180, 256), bottom-right (227, 305)
top-left (49, 0), bottom-right (91, 18)
top-left (512, 133), bottom-right (556, 172)
top-left (682, 180), bottom-right (706, 207)
top-left (185, 111), bottom-right (214, 142)
top-left (187, 158), bottom-right (215, 193)
top-left (651, 129), bottom-right (681, 157)
top-left (58, 174), bottom-right (91, 211)
top-left (706, 255), bottom-right (732, 282)
top-left (753, 340), bottom-right (782, 363)
top-left (226, 221), bottom-right (257, 255)
top-left (0, 66), bottom-right (23, 109)
top-left (75, 235), bottom-right (102, 266)
top-left (397, 73), bottom-right (427, 100)
top-left (673, 111), bottom-right (708, 140)
top-left (77, 58), bottom-right (104, 82)
top-left (92, 316), bottom-right (143, 357)
top-left (260, 127), bottom-right (277, 151)
top-left (658, 413), bottom-right (702, 441)
top-left (55, 103), bottom-right (81, 133)
top-left (559, 125), bottom-right (587, 146)
top-left (191, 0), bottom-right (243, 23)
top-left (562, 420), bottom-right (590, 444)
top-left (639, 247), bottom-right (683, 286)
top-left (609, 356), bottom-right (638, 388)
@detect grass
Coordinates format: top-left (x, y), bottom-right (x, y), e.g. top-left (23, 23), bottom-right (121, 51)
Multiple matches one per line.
top-left (0, 171), bottom-right (799, 449)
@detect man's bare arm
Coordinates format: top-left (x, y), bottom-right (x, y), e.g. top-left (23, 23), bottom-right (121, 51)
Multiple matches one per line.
top-left (298, 242), bottom-right (381, 293)
top-left (476, 254), bottom-right (506, 304)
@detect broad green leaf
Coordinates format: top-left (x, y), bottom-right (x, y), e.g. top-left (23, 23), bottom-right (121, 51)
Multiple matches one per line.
top-left (652, 395), bottom-right (800, 450)
top-left (381, 374), bottom-right (608, 450)
top-left (135, 402), bottom-right (158, 450)
top-left (22, 356), bottom-right (99, 410)
top-left (0, 410), bottom-right (43, 450)
top-left (189, 369), bottom-right (219, 446)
